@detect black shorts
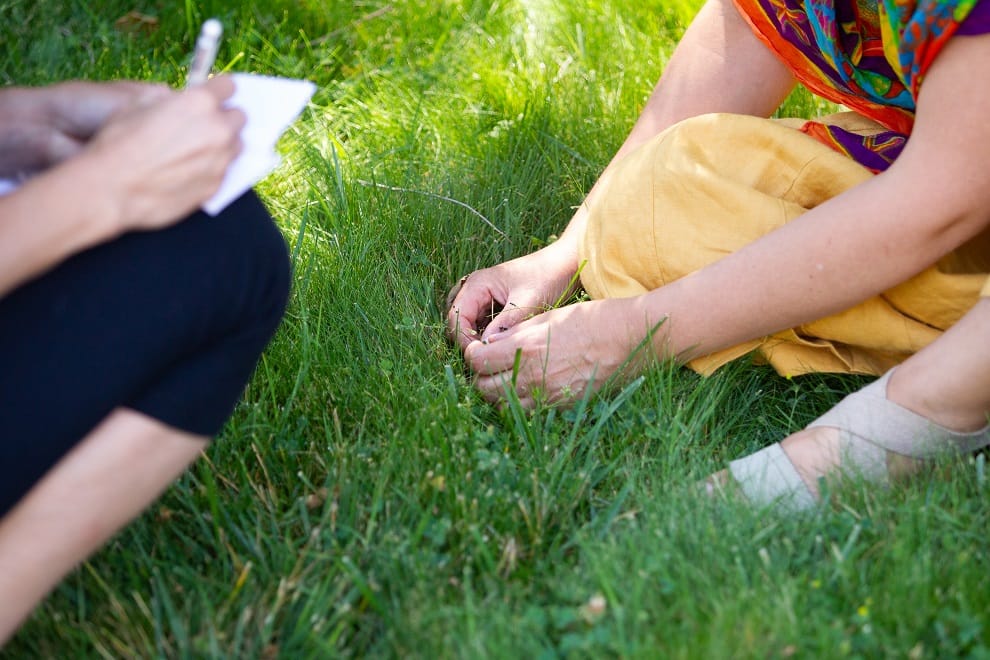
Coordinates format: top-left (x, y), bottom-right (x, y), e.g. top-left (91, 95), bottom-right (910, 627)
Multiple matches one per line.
top-left (0, 192), bottom-right (291, 515)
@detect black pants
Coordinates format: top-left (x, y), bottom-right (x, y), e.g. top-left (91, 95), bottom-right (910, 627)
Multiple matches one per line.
top-left (0, 192), bottom-right (291, 516)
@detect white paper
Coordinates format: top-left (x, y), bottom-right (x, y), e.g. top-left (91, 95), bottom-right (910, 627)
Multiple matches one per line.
top-left (202, 73), bottom-right (316, 215)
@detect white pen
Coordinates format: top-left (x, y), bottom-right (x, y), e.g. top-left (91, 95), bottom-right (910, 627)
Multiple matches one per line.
top-left (186, 18), bottom-right (222, 87)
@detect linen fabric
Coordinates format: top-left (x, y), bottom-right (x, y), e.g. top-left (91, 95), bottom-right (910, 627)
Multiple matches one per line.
top-left (577, 113), bottom-right (990, 376)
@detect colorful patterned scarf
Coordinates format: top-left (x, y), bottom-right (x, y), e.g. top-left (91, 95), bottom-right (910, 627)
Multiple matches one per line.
top-left (733, 0), bottom-right (990, 170)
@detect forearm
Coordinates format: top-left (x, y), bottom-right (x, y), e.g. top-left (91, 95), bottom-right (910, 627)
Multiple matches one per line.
top-left (0, 157), bottom-right (118, 297)
top-left (0, 411), bottom-right (206, 646)
top-left (614, 0), bottom-right (795, 160)
top-left (634, 170), bottom-right (990, 362)
top-left (633, 30), bottom-right (990, 362)
top-left (557, 0), bottom-right (794, 260)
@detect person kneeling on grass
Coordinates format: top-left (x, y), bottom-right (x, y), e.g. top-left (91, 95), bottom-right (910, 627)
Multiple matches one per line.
top-left (0, 76), bottom-right (290, 643)
top-left (446, 0), bottom-right (990, 511)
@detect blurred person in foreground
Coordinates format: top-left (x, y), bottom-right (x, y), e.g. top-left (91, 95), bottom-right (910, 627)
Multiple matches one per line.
top-left (0, 76), bottom-right (290, 642)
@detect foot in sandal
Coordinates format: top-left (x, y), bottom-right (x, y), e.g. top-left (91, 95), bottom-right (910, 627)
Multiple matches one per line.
top-left (709, 298), bottom-right (990, 513)
top-left (714, 369), bottom-right (990, 512)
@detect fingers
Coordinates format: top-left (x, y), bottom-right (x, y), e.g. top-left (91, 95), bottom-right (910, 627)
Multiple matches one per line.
top-left (172, 78), bottom-right (245, 153)
top-left (43, 131), bottom-right (84, 165)
top-left (4, 124), bottom-right (86, 173)
top-left (181, 76), bottom-right (239, 121)
top-left (447, 308), bottom-right (480, 350)
top-left (445, 279), bottom-right (547, 350)
top-left (443, 275), bottom-right (467, 319)
top-left (201, 74), bottom-right (237, 103)
top-left (185, 76), bottom-right (247, 160)
top-left (474, 372), bottom-right (533, 407)
top-left (49, 81), bottom-right (174, 139)
top-left (443, 277), bottom-right (474, 346)
top-left (479, 302), bottom-right (534, 342)
top-left (458, 300), bottom-right (620, 408)
top-left (220, 104), bottom-right (246, 144)
top-left (128, 83), bottom-right (172, 109)
top-left (472, 368), bottom-right (582, 409)
top-left (76, 77), bottom-right (248, 232)
top-left (168, 76), bottom-right (242, 144)
top-left (463, 331), bottom-right (522, 376)
top-left (445, 274), bottom-right (497, 349)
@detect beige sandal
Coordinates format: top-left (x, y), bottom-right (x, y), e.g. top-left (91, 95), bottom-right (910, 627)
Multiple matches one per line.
top-left (728, 370), bottom-right (990, 513)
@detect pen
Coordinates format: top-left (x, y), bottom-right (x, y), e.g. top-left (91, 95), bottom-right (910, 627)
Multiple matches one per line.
top-left (186, 18), bottom-right (222, 87)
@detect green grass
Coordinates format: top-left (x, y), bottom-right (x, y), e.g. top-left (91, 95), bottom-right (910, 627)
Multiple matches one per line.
top-left (3, 0), bottom-right (989, 657)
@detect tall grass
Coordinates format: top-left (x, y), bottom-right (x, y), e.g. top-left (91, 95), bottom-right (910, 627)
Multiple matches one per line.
top-left (2, 0), bottom-right (988, 657)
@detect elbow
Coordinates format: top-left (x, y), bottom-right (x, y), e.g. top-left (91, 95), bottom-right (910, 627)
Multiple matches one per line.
top-left (881, 160), bottom-right (990, 259)
top-left (927, 204), bottom-right (990, 256)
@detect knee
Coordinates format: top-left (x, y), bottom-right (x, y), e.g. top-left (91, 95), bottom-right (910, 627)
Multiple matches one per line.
top-left (231, 192), bottom-right (291, 327)
top-left (207, 191), bottom-right (292, 335)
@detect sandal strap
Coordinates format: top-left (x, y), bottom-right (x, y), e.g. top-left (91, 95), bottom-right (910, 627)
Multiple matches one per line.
top-left (808, 371), bottom-right (990, 460)
top-left (728, 443), bottom-right (817, 513)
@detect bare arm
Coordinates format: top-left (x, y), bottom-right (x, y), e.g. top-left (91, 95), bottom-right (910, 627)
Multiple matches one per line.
top-left (447, 0), bottom-right (796, 344)
top-left (563, 0), bottom-right (795, 238)
top-left (634, 30), bottom-right (990, 361)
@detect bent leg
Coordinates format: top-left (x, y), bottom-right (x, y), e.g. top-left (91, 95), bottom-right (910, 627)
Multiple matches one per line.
top-left (0, 409), bottom-right (206, 644)
top-left (0, 192), bottom-right (290, 514)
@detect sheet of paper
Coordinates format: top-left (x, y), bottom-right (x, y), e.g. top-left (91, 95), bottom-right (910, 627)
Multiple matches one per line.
top-left (202, 73), bottom-right (316, 215)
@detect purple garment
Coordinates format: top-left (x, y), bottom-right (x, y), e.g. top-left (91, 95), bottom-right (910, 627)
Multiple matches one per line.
top-left (958, 0), bottom-right (990, 34)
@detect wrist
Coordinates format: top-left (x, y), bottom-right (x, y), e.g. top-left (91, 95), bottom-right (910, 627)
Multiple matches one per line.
top-left (627, 290), bottom-right (679, 362)
top-left (539, 229), bottom-right (581, 277)
top-left (0, 155), bottom-right (126, 297)
top-left (48, 152), bottom-right (126, 246)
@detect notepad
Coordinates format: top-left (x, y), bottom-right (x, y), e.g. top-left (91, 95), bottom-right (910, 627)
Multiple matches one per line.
top-left (203, 73), bottom-right (316, 215)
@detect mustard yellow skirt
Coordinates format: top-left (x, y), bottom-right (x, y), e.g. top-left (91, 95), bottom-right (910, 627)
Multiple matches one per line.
top-left (578, 113), bottom-right (990, 377)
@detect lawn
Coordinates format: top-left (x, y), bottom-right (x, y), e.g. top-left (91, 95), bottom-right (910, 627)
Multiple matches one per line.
top-left (2, 0), bottom-right (989, 657)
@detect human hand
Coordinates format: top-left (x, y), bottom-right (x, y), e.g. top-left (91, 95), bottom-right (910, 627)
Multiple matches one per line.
top-left (77, 75), bottom-right (244, 232)
top-left (446, 244), bottom-right (581, 350)
top-left (0, 81), bottom-right (169, 175)
top-left (463, 297), bottom-right (652, 407)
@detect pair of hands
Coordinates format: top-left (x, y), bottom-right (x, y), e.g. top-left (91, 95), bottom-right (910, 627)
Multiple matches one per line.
top-left (445, 247), bottom-right (647, 408)
top-left (2, 77), bottom-right (244, 234)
